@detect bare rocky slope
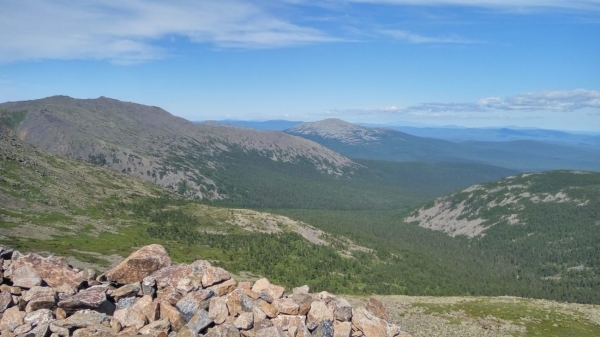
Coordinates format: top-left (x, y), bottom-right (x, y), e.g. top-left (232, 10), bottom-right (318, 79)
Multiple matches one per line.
top-left (0, 96), bottom-right (356, 200)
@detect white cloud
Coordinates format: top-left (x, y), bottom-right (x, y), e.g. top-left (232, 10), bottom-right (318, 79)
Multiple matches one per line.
top-left (324, 89), bottom-right (600, 118)
top-left (380, 30), bottom-right (481, 44)
top-left (477, 89), bottom-right (600, 111)
top-left (348, 0), bottom-right (600, 11)
top-left (0, 0), bottom-right (336, 64)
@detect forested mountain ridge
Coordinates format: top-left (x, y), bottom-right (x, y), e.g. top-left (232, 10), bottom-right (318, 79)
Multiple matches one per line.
top-left (285, 119), bottom-right (600, 172)
top-left (406, 170), bottom-right (600, 303)
top-left (0, 96), bottom-right (356, 200)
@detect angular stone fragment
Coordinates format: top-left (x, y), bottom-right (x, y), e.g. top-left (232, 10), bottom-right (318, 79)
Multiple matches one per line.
top-left (202, 266), bottom-right (232, 287)
top-left (176, 289), bottom-right (215, 322)
top-left (16, 322), bottom-right (49, 337)
top-left (186, 310), bottom-right (213, 335)
top-left (109, 282), bottom-right (140, 300)
top-left (253, 306), bottom-right (267, 323)
top-left (307, 301), bottom-right (334, 330)
top-left (51, 310), bottom-right (109, 331)
top-left (252, 279), bottom-right (284, 300)
top-left (78, 268), bottom-right (97, 281)
top-left (13, 322), bottom-right (33, 335)
top-left (11, 265), bottom-right (42, 289)
top-left (113, 306), bottom-right (147, 329)
top-left (312, 320), bottom-right (334, 337)
top-left (271, 315), bottom-right (307, 332)
top-left (55, 307), bottom-right (67, 320)
top-left (160, 302), bottom-right (185, 332)
top-left (0, 284), bottom-right (22, 295)
top-left (274, 297), bottom-right (300, 315)
top-left (209, 296), bottom-right (229, 325)
top-left (293, 285), bottom-right (309, 295)
top-left (209, 278), bottom-right (237, 296)
top-left (351, 307), bottom-right (387, 337)
top-left (24, 286), bottom-right (57, 313)
top-left (116, 296), bottom-right (138, 310)
top-left (258, 299), bottom-right (279, 318)
top-left (10, 254), bottom-right (84, 293)
top-left (385, 323), bottom-right (404, 337)
top-left (57, 286), bottom-right (106, 313)
top-left (146, 264), bottom-right (197, 293)
top-left (365, 298), bottom-right (387, 321)
top-left (24, 308), bottom-right (55, 326)
top-left (110, 317), bottom-right (122, 333)
top-left (206, 323), bottom-right (241, 337)
top-left (331, 298), bottom-right (352, 322)
top-left (139, 318), bottom-right (171, 335)
top-left (0, 291), bottom-right (12, 313)
top-left (0, 248), bottom-right (14, 260)
top-left (292, 293), bottom-right (313, 316)
top-left (227, 289), bottom-right (254, 317)
top-left (72, 324), bottom-right (115, 337)
top-left (256, 326), bottom-right (285, 337)
top-left (234, 312), bottom-right (254, 330)
top-left (157, 286), bottom-right (184, 306)
top-left (333, 321), bottom-right (352, 337)
top-left (119, 325), bottom-right (139, 335)
top-left (103, 244), bottom-right (171, 285)
top-left (142, 277), bottom-right (157, 297)
top-left (1, 306), bottom-right (27, 332)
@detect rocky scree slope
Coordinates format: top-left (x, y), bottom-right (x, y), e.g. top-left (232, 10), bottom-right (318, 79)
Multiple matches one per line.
top-left (0, 244), bottom-right (410, 337)
top-left (0, 96), bottom-right (356, 200)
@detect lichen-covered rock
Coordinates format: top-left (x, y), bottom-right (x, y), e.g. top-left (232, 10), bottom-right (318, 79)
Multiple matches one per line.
top-left (103, 244), bottom-right (171, 284)
top-left (11, 265), bottom-right (42, 289)
top-left (24, 286), bottom-right (56, 313)
top-left (10, 254), bottom-right (84, 293)
top-left (273, 298), bottom-right (300, 315)
top-left (210, 279), bottom-right (237, 296)
top-left (139, 318), bottom-right (171, 335)
top-left (202, 266), bottom-right (232, 287)
top-left (351, 307), bottom-right (387, 337)
top-left (209, 296), bottom-right (230, 325)
top-left (0, 291), bottom-right (12, 313)
top-left (176, 289), bottom-right (216, 322)
top-left (72, 324), bottom-right (115, 337)
top-left (307, 301), bottom-right (334, 330)
top-left (234, 312), bottom-right (254, 330)
top-left (334, 321), bottom-right (352, 337)
top-left (0, 306), bottom-right (26, 333)
top-left (160, 302), bottom-right (185, 332)
top-left (365, 298), bottom-right (387, 321)
top-left (252, 279), bottom-right (284, 300)
top-left (108, 282), bottom-right (140, 300)
top-left (57, 286), bottom-right (107, 313)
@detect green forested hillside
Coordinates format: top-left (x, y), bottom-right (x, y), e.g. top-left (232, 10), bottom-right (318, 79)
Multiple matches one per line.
top-left (406, 171), bottom-right (600, 303)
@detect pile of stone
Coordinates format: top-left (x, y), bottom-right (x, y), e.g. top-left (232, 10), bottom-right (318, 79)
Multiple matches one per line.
top-left (0, 244), bottom-right (411, 337)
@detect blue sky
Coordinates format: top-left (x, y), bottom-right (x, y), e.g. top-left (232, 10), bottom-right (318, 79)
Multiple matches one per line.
top-left (1, 1), bottom-right (599, 130)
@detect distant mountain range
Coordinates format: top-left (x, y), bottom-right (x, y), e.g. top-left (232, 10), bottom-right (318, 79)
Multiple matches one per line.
top-left (0, 96), bottom-right (514, 209)
top-left (284, 119), bottom-right (600, 172)
top-left (215, 119), bottom-right (600, 146)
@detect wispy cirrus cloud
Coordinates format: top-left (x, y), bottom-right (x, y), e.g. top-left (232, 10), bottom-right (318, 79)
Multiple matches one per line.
top-left (324, 89), bottom-right (600, 118)
top-left (347, 0), bottom-right (600, 11)
top-left (380, 29), bottom-right (481, 44)
top-left (0, 0), bottom-right (337, 64)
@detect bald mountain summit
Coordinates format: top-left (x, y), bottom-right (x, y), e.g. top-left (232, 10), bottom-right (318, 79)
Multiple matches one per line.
top-left (0, 96), bottom-right (516, 210)
top-left (285, 119), bottom-right (600, 172)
